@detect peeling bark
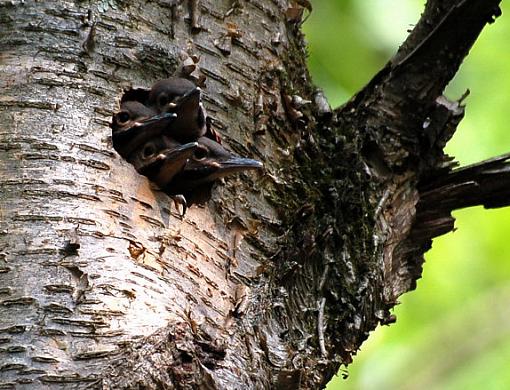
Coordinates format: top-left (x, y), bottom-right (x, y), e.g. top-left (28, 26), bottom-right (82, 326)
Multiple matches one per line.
top-left (0, 0), bottom-right (506, 389)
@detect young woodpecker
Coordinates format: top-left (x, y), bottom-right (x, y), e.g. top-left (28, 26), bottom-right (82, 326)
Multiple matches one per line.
top-left (111, 101), bottom-right (177, 158)
top-left (128, 136), bottom-right (199, 189)
top-left (166, 137), bottom-right (263, 195)
top-left (147, 78), bottom-right (207, 142)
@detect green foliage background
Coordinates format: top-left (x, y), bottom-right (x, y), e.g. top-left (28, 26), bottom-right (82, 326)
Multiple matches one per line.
top-left (303, 1), bottom-right (510, 389)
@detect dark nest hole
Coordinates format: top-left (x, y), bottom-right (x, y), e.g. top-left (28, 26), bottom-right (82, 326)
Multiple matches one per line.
top-left (109, 83), bottom-right (264, 210)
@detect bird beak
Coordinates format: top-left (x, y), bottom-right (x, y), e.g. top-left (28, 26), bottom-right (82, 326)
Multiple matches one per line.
top-left (114, 112), bottom-right (177, 139)
top-left (151, 142), bottom-right (199, 187)
top-left (180, 87), bottom-right (201, 104)
top-left (135, 112), bottom-right (177, 128)
top-left (112, 113), bottom-right (178, 157)
top-left (136, 142), bottom-right (199, 180)
top-left (172, 88), bottom-right (201, 116)
top-left (215, 157), bottom-right (264, 176)
top-left (163, 142), bottom-right (199, 162)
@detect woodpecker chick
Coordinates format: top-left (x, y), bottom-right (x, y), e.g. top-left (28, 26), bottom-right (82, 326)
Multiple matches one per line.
top-left (111, 101), bottom-right (155, 134)
top-left (148, 78), bottom-right (207, 142)
top-left (167, 137), bottom-right (263, 195)
top-left (111, 101), bottom-right (177, 158)
top-left (129, 136), bottom-right (199, 189)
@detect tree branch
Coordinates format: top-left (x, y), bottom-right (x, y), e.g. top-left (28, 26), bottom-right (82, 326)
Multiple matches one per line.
top-left (332, 0), bottom-right (503, 302)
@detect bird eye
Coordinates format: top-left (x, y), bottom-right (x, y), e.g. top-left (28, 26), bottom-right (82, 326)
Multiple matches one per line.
top-left (158, 95), bottom-right (169, 108)
top-left (193, 146), bottom-right (208, 161)
top-left (142, 144), bottom-right (156, 158)
top-left (116, 112), bottom-right (130, 124)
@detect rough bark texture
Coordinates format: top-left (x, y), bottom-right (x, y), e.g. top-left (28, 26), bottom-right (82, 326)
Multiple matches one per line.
top-left (0, 0), bottom-right (506, 389)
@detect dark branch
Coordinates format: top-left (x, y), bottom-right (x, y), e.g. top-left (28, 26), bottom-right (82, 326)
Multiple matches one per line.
top-left (413, 152), bottom-right (510, 242)
top-left (329, 0), bottom-right (503, 303)
top-left (338, 0), bottom-right (501, 170)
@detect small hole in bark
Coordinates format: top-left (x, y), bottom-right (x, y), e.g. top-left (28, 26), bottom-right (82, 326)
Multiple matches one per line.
top-left (180, 351), bottom-right (193, 363)
top-left (111, 84), bottom-right (263, 211)
top-left (360, 141), bottom-right (391, 178)
top-left (120, 88), bottom-right (150, 105)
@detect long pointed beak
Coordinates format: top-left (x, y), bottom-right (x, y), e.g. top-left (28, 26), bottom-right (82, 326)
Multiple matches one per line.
top-left (163, 142), bottom-right (199, 162)
top-left (179, 87), bottom-right (201, 106)
top-left (137, 112), bottom-right (177, 128)
top-left (149, 142), bottom-right (199, 186)
top-left (170, 88), bottom-right (201, 116)
top-left (138, 142), bottom-right (199, 181)
top-left (113, 113), bottom-right (177, 156)
top-left (214, 157), bottom-right (264, 178)
top-left (114, 113), bottom-right (177, 140)
top-left (167, 156), bottom-right (263, 195)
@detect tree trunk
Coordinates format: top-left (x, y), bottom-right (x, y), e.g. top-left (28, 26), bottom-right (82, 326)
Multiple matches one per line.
top-left (0, 0), bottom-right (505, 388)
